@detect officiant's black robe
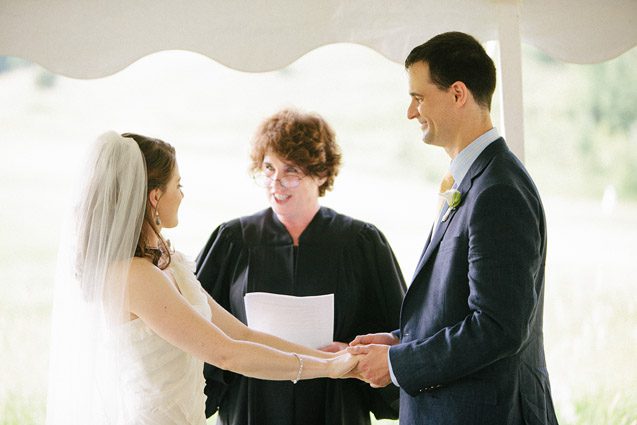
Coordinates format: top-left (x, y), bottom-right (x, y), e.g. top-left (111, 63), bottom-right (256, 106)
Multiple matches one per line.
top-left (195, 207), bottom-right (406, 425)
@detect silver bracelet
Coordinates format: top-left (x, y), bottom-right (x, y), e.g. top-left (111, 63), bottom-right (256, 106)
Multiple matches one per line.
top-left (292, 353), bottom-right (303, 384)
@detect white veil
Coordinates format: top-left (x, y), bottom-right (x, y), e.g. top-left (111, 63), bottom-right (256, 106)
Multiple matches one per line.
top-left (46, 132), bottom-right (147, 425)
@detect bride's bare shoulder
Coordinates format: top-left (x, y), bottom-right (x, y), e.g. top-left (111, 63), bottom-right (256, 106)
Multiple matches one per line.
top-left (128, 257), bottom-right (165, 285)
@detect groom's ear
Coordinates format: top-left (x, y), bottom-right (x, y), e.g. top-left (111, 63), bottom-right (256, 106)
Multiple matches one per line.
top-left (450, 81), bottom-right (469, 106)
top-left (148, 188), bottom-right (162, 209)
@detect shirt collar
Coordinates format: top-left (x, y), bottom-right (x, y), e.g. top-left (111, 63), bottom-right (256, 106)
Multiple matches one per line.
top-left (449, 127), bottom-right (500, 187)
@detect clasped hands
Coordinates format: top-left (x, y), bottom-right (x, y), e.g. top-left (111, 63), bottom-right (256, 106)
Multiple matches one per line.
top-left (322, 332), bottom-right (398, 388)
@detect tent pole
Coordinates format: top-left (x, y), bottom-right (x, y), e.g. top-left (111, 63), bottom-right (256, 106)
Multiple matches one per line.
top-left (496, 1), bottom-right (525, 162)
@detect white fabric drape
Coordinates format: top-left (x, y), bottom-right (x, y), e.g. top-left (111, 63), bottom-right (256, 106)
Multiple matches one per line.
top-left (1, 0), bottom-right (635, 79)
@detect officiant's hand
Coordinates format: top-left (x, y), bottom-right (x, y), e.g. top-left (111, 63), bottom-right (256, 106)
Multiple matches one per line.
top-left (347, 344), bottom-right (391, 388)
top-left (319, 341), bottom-right (349, 353)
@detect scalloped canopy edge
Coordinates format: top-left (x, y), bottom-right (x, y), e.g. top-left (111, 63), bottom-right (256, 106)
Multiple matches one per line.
top-left (1, 0), bottom-right (635, 79)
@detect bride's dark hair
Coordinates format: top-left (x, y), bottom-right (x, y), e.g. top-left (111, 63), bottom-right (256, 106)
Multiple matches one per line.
top-left (122, 132), bottom-right (175, 270)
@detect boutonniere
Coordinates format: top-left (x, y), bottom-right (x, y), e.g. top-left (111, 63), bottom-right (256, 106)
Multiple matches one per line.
top-left (440, 189), bottom-right (462, 222)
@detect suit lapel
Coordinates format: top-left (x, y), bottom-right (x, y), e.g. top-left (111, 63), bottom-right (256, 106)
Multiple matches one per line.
top-left (412, 224), bottom-right (434, 280)
top-left (412, 203), bottom-right (457, 279)
top-left (411, 138), bottom-right (508, 281)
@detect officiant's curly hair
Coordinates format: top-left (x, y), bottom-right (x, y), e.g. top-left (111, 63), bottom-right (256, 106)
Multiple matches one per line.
top-left (250, 108), bottom-right (342, 197)
top-left (123, 132), bottom-right (174, 270)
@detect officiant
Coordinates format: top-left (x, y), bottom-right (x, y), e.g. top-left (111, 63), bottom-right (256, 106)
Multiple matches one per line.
top-left (196, 108), bottom-right (406, 425)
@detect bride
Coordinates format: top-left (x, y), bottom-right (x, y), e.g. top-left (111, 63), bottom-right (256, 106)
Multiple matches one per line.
top-left (45, 132), bottom-right (357, 424)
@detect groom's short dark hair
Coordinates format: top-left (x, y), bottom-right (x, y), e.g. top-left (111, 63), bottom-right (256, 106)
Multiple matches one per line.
top-left (405, 31), bottom-right (496, 110)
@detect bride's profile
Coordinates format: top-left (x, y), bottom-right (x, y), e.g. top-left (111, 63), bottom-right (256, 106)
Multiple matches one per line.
top-left (45, 132), bottom-right (357, 424)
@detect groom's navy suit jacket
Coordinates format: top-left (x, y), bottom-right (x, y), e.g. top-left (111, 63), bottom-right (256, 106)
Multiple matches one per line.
top-left (389, 139), bottom-right (558, 424)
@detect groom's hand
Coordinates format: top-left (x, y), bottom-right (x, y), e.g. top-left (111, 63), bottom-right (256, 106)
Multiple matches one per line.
top-left (349, 332), bottom-right (399, 347)
top-left (347, 344), bottom-right (391, 388)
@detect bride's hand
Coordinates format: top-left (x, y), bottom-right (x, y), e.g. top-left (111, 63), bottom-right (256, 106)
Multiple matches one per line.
top-left (327, 352), bottom-right (359, 379)
top-left (319, 341), bottom-right (349, 354)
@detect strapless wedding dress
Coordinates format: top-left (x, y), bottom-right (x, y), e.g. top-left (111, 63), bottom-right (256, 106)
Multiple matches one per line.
top-left (102, 253), bottom-right (210, 425)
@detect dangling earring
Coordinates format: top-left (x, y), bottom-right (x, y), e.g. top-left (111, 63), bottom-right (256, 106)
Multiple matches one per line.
top-left (154, 207), bottom-right (161, 226)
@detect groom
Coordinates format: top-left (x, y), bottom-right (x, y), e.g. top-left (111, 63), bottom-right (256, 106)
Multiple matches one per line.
top-left (349, 32), bottom-right (559, 424)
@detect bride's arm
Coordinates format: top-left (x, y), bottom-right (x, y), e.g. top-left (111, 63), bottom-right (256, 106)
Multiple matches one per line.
top-left (127, 260), bottom-right (355, 381)
top-left (205, 294), bottom-right (335, 359)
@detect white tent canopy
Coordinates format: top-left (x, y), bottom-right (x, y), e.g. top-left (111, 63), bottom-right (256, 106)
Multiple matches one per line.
top-left (2, 0), bottom-right (636, 159)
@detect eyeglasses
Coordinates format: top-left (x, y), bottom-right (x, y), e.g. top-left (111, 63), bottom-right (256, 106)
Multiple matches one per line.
top-left (253, 171), bottom-right (304, 189)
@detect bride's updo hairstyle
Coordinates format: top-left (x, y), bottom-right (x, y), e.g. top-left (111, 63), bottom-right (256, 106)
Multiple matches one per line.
top-left (122, 132), bottom-right (175, 270)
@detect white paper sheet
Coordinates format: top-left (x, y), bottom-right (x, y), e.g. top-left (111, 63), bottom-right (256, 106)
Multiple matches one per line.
top-left (244, 292), bottom-right (334, 349)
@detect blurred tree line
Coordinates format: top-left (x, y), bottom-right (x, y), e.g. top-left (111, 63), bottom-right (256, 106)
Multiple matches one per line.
top-left (0, 56), bottom-right (56, 88)
top-left (582, 48), bottom-right (637, 198)
top-left (1, 46), bottom-right (636, 199)
top-left (524, 46), bottom-right (637, 200)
